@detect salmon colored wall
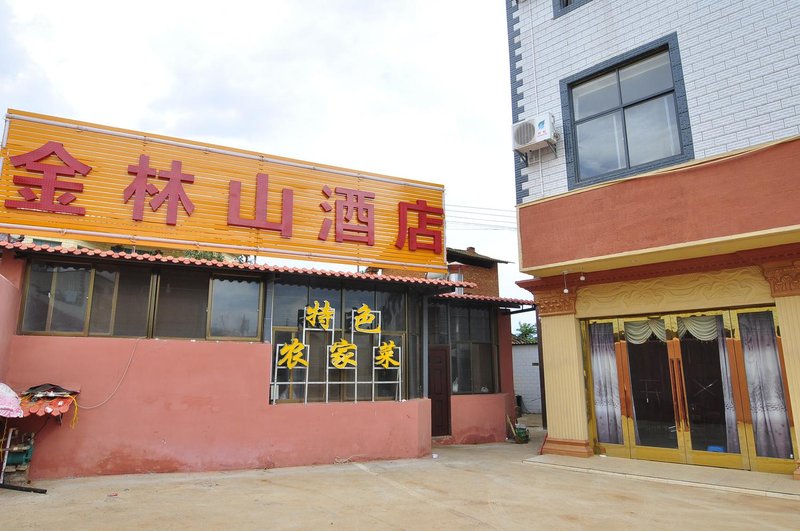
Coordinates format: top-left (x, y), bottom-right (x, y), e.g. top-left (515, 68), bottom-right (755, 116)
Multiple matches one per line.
top-left (518, 138), bottom-right (800, 270)
top-left (497, 312), bottom-right (516, 422)
top-left (5, 336), bottom-right (431, 479)
top-left (0, 250), bottom-right (23, 380)
top-left (450, 393), bottom-right (509, 444)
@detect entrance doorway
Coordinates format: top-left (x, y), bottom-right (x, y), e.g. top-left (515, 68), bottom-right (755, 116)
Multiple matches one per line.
top-left (429, 346), bottom-right (451, 437)
top-left (585, 307), bottom-right (796, 473)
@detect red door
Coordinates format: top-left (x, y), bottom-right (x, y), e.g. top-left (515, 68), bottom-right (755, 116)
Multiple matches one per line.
top-left (429, 346), bottom-right (451, 437)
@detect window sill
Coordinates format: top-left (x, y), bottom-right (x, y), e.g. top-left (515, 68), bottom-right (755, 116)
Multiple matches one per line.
top-left (570, 153), bottom-right (694, 191)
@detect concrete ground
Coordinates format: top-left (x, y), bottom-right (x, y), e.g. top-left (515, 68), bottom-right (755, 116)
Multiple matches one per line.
top-left (1, 428), bottom-right (798, 530)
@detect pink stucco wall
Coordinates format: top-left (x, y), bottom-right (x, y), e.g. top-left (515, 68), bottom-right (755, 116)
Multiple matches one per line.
top-left (449, 393), bottom-right (509, 444)
top-left (497, 312), bottom-right (517, 422)
top-left (5, 335), bottom-right (431, 479)
top-left (0, 251), bottom-right (24, 381)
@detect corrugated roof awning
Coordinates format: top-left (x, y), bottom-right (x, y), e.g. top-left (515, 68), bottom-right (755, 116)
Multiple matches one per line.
top-left (433, 292), bottom-right (534, 309)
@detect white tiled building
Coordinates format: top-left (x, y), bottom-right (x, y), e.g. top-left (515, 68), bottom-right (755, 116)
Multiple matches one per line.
top-left (507, 0), bottom-right (800, 204)
top-left (508, 1), bottom-right (800, 478)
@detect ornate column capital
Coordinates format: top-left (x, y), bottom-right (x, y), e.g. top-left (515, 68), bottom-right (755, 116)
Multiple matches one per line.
top-left (534, 288), bottom-right (577, 317)
top-left (761, 261), bottom-right (800, 298)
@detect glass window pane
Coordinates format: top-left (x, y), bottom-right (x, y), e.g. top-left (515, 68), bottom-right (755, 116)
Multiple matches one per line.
top-left (21, 263), bottom-right (55, 332)
top-left (50, 265), bottom-right (91, 332)
top-left (451, 343), bottom-right (472, 393)
top-left (154, 269), bottom-right (209, 338)
top-left (305, 330), bottom-right (330, 385)
top-left (354, 333), bottom-right (375, 383)
top-left (272, 282), bottom-right (307, 328)
top-left (210, 277), bottom-right (261, 338)
top-left (620, 52), bottom-right (673, 104)
top-left (625, 94), bottom-right (681, 167)
top-left (307, 330), bottom-right (330, 402)
top-left (407, 291), bottom-right (421, 334)
top-left (469, 307), bottom-right (491, 342)
top-left (89, 268), bottom-right (117, 335)
top-left (679, 316), bottom-right (740, 454)
top-left (113, 267), bottom-right (152, 337)
top-left (471, 343), bottom-right (495, 393)
top-left (625, 335), bottom-right (678, 449)
top-left (428, 303), bottom-right (448, 344)
top-left (376, 290), bottom-right (405, 331)
top-left (577, 112), bottom-right (626, 179)
top-left (573, 72), bottom-right (620, 120)
top-left (449, 305), bottom-right (470, 342)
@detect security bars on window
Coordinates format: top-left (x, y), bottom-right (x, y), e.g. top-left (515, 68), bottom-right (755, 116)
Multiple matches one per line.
top-left (271, 302), bottom-right (402, 404)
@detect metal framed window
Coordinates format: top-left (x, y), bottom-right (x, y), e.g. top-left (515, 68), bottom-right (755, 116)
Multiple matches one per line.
top-left (207, 275), bottom-right (263, 340)
top-left (270, 282), bottom-right (408, 404)
top-left (20, 261), bottom-right (93, 335)
top-left (89, 266), bottom-right (152, 337)
top-left (553, 0), bottom-right (593, 19)
top-left (561, 33), bottom-right (693, 190)
top-left (428, 302), bottom-right (499, 395)
top-left (19, 259), bottom-right (263, 341)
top-left (152, 268), bottom-right (210, 339)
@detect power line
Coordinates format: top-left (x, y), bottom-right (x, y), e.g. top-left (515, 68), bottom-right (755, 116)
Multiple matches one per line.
top-left (448, 203), bottom-right (516, 214)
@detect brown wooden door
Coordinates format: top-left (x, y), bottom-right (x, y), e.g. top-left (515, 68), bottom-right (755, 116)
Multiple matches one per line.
top-left (429, 346), bottom-right (451, 437)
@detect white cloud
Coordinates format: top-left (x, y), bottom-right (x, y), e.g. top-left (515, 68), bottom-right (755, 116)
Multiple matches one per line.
top-left (0, 0), bottom-right (532, 305)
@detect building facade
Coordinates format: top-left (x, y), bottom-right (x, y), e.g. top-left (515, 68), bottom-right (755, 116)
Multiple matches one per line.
top-left (0, 111), bottom-right (532, 479)
top-left (507, 0), bottom-right (800, 477)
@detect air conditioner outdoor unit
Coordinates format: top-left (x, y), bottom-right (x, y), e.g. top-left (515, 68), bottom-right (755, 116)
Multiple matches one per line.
top-left (512, 113), bottom-right (556, 152)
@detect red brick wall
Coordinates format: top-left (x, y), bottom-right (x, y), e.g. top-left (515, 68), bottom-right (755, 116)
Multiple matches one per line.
top-left (461, 263), bottom-right (499, 297)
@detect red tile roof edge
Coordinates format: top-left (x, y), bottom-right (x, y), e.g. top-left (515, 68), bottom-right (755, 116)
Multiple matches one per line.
top-left (511, 334), bottom-right (538, 345)
top-left (0, 242), bottom-right (477, 289)
top-left (433, 292), bottom-right (535, 305)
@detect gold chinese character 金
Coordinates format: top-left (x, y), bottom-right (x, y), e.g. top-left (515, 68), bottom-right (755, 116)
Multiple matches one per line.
top-left (375, 340), bottom-right (400, 369)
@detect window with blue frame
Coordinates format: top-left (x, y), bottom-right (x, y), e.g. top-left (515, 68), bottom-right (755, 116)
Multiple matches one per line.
top-left (561, 33), bottom-right (693, 189)
top-left (553, 0), bottom-right (593, 19)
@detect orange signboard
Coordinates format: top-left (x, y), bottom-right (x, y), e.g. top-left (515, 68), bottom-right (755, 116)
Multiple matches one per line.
top-left (0, 110), bottom-right (446, 271)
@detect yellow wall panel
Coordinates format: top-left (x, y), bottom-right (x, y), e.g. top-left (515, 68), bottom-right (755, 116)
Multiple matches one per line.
top-left (0, 110), bottom-right (447, 270)
top-left (540, 313), bottom-right (589, 441)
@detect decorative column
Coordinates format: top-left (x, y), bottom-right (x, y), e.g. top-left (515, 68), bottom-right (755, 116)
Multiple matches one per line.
top-left (534, 288), bottom-right (593, 457)
top-left (762, 261), bottom-right (800, 480)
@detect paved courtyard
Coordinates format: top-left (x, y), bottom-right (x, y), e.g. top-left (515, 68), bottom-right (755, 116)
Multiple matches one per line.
top-left (1, 430), bottom-right (798, 530)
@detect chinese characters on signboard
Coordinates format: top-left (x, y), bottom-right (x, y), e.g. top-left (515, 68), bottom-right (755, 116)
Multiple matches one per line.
top-left (272, 301), bottom-right (402, 403)
top-left (5, 142), bottom-right (442, 252)
top-left (0, 111), bottom-right (446, 271)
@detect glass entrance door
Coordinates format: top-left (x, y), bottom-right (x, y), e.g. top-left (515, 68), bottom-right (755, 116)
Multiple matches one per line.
top-left (586, 308), bottom-right (796, 472)
top-left (622, 317), bottom-right (684, 462)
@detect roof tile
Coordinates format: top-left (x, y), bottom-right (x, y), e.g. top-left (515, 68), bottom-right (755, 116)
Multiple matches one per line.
top-left (0, 242), bottom-right (475, 289)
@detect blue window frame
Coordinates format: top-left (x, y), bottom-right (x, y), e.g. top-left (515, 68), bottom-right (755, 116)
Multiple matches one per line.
top-left (553, 0), bottom-right (593, 19)
top-left (560, 33), bottom-right (694, 190)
